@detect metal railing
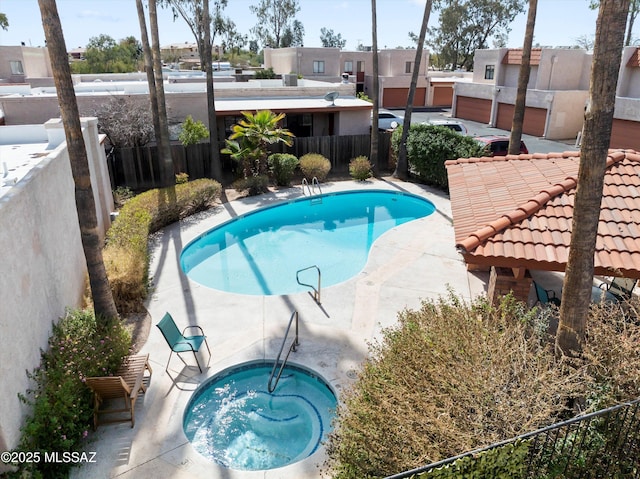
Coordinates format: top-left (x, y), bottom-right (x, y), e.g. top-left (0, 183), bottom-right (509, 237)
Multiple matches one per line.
top-left (385, 397), bottom-right (640, 479)
top-left (296, 265), bottom-right (321, 304)
top-left (267, 310), bottom-right (299, 393)
top-left (301, 177), bottom-right (323, 203)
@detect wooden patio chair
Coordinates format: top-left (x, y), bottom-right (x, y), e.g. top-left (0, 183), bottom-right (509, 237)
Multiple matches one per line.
top-left (156, 312), bottom-right (211, 373)
top-left (85, 354), bottom-right (152, 430)
top-left (599, 277), bottom-right (637, 302)
top-left (533, 281), bottom-right (561, 307)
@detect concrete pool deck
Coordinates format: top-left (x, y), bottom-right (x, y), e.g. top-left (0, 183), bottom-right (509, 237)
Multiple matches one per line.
top-left (72, 178), bottom-right (489, 479)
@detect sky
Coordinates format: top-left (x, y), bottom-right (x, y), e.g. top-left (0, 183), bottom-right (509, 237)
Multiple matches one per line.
top-left (0, 0), bottom-right (608, 52)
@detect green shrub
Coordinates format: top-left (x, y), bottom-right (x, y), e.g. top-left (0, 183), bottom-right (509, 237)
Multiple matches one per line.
top-left (175, 172), bottom-right (189, 184)
top-left (233, 174), bottom-right (270, 196)
top-left (14, 309), bottom-right (131, 479)
top-left (254, 67), bottom-right (276, 79)
top-left (349, 156), bottom-right (372, 181)
top-left (104, 178), bottom-right (221, 312)
top-left (391, 124), bottom-right (485, 190)
top-left (268, 153), bottom-right (299, 186)
top-left (178, 115), bottom-right (209, 146)
top-left (299, 153), bottom-right (331, 182)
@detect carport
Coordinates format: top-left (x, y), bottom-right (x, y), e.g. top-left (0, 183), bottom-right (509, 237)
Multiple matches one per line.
top-left (445, 149), bottom-right (640, 304)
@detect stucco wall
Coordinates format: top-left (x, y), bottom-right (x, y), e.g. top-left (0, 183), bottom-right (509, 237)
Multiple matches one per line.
top-left (336, 109), bottom-right (371, 135)
top-left (547, 91), bottom-right (589, 140)
top-left (0, 118), bottom-right (113, 455)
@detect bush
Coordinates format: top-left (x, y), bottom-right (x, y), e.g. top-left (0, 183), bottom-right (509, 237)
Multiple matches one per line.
top-left (13, 309), bottom-right (131, 479)
top-left (254, 67), bottom-right (276, 79)
top-left (233, 174), bottom-right (270, 196)
top-left (391, 124), bottom-right (485, 190)
top-left (349, 156), bottom-right (372, 181)
top-left (299, 153), bottom-right (331, 182)
top-left (178, 115), bottom-right (209, 146)
top-left (323, 294), bottom-right (588, 478)
top-left (268, 153), bottom-right (299, 186)
top-left (103, 178), bottom-right (221, 312)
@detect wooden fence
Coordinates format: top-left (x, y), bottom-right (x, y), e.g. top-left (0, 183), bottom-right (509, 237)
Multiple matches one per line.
top-left (106, 132), bottom-right (393, 191)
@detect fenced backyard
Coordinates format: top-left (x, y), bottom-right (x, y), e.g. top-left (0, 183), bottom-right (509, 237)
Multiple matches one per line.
top-left (107, 132), bottom-right (393, 191)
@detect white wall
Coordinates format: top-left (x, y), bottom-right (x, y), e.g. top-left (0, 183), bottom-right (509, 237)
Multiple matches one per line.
top-left (0, 118), bottom-right (113, 456)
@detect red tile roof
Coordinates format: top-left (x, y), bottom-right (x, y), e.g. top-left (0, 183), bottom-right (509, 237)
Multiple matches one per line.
top-left (445, 149), bottom-right (640, 278)
top-left (627, 47), bottom-right (640, 67)
top-left (502, 48), bottom-right (542, 66)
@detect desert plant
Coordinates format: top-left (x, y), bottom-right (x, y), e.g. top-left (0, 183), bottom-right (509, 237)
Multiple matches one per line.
top-left (349, 155), bottom-right (372, 181)
top-left (91, 96), bottom-right (154, 148)
top-left (103, 179), bottom-right (221, 312)
top-left (222, 110), bottom-right (294, 195)
top-left (178, 115), bottom-right (209, 146)
top-left (14, 309), bottom-right (131, 479)
top-left (268, 153), bottom-right (299, 186)
top-left (299, 153), bottom-right (331, 182)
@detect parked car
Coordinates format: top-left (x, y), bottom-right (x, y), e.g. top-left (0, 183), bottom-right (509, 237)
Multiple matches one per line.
top-left (425, 119), bottom-right (468, 135)
top-left (474, 135), bottom-right (529, 157)
top-left (372, 109), bottom-right (404, 131)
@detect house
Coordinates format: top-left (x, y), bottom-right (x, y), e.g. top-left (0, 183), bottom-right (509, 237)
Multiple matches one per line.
top-left (453, 48), bottom-right (592, 140)
top-left (445, 149), bottom-right (640, 305)
top-left (264, 47), bottom-right (442, 109)
top-left (0, 118), bottom-right (114, 460)
top-left (0, 45), bottom-right (52, 85)
top-left (611, 46), bottom-right (640, 150)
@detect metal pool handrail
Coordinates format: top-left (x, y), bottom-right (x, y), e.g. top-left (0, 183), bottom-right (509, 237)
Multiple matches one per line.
top-left (301, 177), bottom-right (323, 202)
top-left (267, 310), bottom-right (300, 393)
top-left (296, 265), bottom-right (321, 304)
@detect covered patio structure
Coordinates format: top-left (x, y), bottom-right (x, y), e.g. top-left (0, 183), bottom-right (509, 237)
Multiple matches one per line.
top-left (446, 149), bottom-right (640, 304)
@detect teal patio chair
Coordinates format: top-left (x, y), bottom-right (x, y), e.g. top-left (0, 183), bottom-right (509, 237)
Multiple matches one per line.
top-left (598, 277), bottom-right (637, 302)
top-left (156, 313), bottom-right (211, 373)
top-left (533, 281), bottom-right (561, 307)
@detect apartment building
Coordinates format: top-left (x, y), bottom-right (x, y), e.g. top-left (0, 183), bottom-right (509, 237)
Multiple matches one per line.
top-left (453, 47), bottom-right (592, 140)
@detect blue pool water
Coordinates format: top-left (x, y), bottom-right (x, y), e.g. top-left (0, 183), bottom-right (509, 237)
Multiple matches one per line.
top-left (180, 190), bottom-right (435, 295)
top-left (183, 362), bottom-right (337, 470)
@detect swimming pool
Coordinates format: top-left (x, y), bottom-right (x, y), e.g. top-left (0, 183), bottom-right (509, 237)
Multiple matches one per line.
top-left (183, 361), bottom-right (336, 470)
top-left (180, 190), bottom-right (435, 295)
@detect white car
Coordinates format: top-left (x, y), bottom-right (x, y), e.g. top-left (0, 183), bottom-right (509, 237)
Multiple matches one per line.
top-left (426, 119), bottom-right (468, 135)
top-left (372, 110), bottom-right (404, 131)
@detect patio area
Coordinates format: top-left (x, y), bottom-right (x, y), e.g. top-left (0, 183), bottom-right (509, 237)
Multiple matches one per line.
top-left (71, 178), bottom-right (488, 479)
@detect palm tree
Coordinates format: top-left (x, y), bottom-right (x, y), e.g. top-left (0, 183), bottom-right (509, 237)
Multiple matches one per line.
top-left (203, 0), bottom-right (223, 181)
top-left (556, 0), bottom-right (630, 356)
top-left (370, 0), bottom-right (379, 170)
top-left (37, 0), bottom-right (118, 320)
top-left (135, 0), bottom-right (162, 158)
top-left (508, 0), bottom-right (537, 155)
top-left (222, 110), bottom-right (294, 195)
top-left (148, 0), bottom-right (175, 187)
top-left (394, 0), bottom-right (433, 180)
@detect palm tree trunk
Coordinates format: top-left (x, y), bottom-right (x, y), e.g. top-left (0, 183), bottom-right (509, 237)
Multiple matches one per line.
top-left (394, 0), bottom-right (432, 180)
top-left (556, 0), bottom-right (629, 357)
top-left (203, 0), bottom-right (223, 181)
top-left (370, 0), bottom-right (379, 171)
top-left (37, 0), bottom-right (118, 320)
top-left (135, 0), bottom-right (162, 150)
top-left (148, 0), bottom-right (175, 187)
top-left (508, 0), bottom-right (537, 155)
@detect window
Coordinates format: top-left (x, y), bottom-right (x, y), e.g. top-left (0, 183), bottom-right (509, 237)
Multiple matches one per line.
top-left (10, 61), bottom-right (24, 75)
top-left (484, 64), bottom-right (495, 80)
top-left (344, 60), bottom-right (353, 73)
top-left (313, 60), bottom-right (325, 74)
top-left (357, 60), bottom-right (365, 72)
top-left (405, 61), bottom-right (413, 74)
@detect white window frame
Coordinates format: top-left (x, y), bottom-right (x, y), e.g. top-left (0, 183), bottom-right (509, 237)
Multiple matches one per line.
top-left (313, 60), bottom-right (325, 74)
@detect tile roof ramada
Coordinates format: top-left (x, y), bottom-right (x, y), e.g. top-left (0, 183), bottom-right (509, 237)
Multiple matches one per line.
top-left (445, 149), bottom-right (640, 278)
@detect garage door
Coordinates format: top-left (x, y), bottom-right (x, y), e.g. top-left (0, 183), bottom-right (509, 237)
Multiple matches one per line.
top-left (610, 119), bottom-right (640, 150)
top-left (455, 96), bottom-right (491, 123)
top-left (496, 103), bottom-right (547, 137)
top-left (432, 85), bottom-right (453, 107)
top-left (382, 88), bottom-right (426, 108)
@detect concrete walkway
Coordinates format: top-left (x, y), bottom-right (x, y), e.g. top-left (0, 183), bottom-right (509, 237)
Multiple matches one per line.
top-left (72, 178), bottom-right (488, 479)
